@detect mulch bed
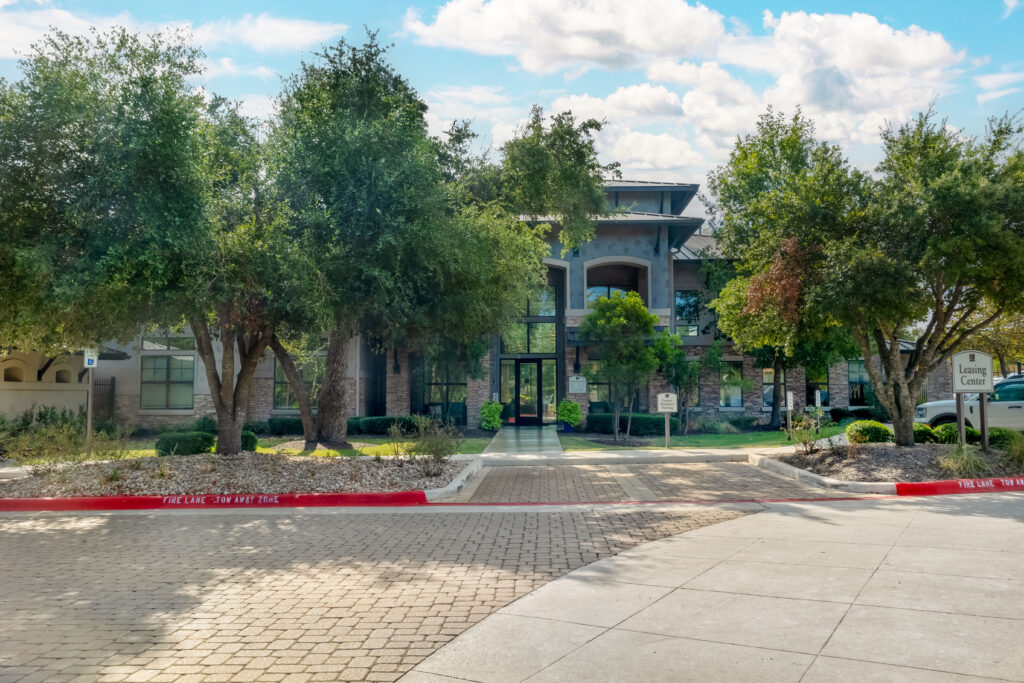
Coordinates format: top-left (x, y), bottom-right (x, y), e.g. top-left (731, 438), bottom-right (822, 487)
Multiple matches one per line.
top-left (780, 443), bottom-right (1024, 482)
top-left (0, 452), bottom-right (463, 498)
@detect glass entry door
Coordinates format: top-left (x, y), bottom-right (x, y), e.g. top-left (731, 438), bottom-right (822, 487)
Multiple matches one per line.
top-left (515, 360), bottom-right (541, 426)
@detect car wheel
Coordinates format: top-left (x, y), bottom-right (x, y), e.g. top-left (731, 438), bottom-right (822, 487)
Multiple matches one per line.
top-left (930, 416), bottom-right (956, 428)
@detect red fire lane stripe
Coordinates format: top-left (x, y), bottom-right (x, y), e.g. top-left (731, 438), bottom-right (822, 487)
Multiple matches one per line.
top-left (896, 476), bottom-right (1024, 496)
top-left (0, 490), bottom-right (428, 511)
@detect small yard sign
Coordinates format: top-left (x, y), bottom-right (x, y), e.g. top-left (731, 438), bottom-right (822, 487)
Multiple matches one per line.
top-left (568, 375), bottom-right (588, 394)
top-left (657, 393), bottom-right (678, 413)
top-left (83, 348), bottom-right (98, 368)
top-left (952, 350), bottom-right (993, 393)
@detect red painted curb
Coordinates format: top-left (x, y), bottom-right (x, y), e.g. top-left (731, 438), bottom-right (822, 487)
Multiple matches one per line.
top-left (895, 476), bottom-right (1024, 497)
top-left (0, 490), bottom-right (428, 512)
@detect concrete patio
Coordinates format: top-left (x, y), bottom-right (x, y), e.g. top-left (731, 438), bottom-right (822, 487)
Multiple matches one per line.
top-left (404, 492), bottom-right (1024, 682)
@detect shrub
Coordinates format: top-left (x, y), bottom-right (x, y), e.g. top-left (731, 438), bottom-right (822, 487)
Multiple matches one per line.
top-left (1003, 431), bottom-right (1024, 469)
top-left (267, 416), bottom-right (304, 436)
top-left (243, 420), bottom-right (270, 435)
top-left (347, 417), bottom-right (365, 434)
top-left (407, 416), bottom-right (461, 476)
top-left (792, 428), bottom-right (822, 455)
top-left (585, 413), bottom-right (680, 436)
top-left (934, 423), bottom-right (981, 444)
top-left (480, 401), bottom-right (503, 431)
top-left (191, 416), bottom-right (217, 434)
top-left (156, 431), bottom-right (216, 457)
top-left (5, 423), bottom-right (86, 474)
top-left (726, 416), bottom-right (759, 431)
top-left (357, 416), bottom-right (423, 435)
top-left (241, 430), bottom-right (258, 451)
top-left (556, 400), bottom-right (582, 428)
top-left (913, 423), bottom-right (937, 444)
top-left (988, 427), bottom-right (1020, 450)
top-left (938, 444), bottom-right (989, 479)
top-left (846, 420), bottom-right (894, 444)
top-left (851, 408), bottom-right (874, 420)
top-left (829, 407), bottom-right (851, 422)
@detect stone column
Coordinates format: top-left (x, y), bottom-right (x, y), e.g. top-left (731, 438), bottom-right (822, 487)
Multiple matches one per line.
top-left (385, 349), bottom-right (410, 417)
top-left (465, 351), bottom-right (491, 429)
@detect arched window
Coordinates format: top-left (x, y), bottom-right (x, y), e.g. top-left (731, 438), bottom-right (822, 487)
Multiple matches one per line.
top-left (3, 366), bottom-right (24, 382)
top-left (55, 369), bottom-right (71, 383)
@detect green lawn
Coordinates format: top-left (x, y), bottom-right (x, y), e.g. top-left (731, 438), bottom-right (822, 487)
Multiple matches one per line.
top-left (559, 424), bottom-right (843, 451)
top-left (265, 436), bottom-right (493, 458)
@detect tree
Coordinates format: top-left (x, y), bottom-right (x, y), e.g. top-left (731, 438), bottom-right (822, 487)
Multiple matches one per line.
top-left (579, 291), bottom-right (659, 441)
top-left (0, 29), bottom-right (207, 355)
top-left (653, 335), bottom-right (725, 434)
top-left (704, 108), bottom-right (859, 428)
top-left (816, 111), bottom-right (1024, 446)
top-left (960, 300), bottom-right (1024, 377)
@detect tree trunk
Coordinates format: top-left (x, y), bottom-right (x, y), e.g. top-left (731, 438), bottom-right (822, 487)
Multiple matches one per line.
top-left (612, 388), bottom-right (621, 441)
top-left (317, 324), bottom-right (355, 446)
top-left (679, 402), bottom-right (689, 436)
top-left (998, 355), bottom-right (1008, 378)
top-left (217, 417), bottom-right (244, 454)
top-left (769, 356), bottom-right (783, 428)
top-left (625, 395), bottom-right (634, 437)
top-left (269, 335), bottom-right (317, 449)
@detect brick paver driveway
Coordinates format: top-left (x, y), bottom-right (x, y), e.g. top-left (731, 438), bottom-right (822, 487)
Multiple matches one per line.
top-left (468, 462), bottom-right (839, 503)
top-left (0, 506), bottom-right (745, 682)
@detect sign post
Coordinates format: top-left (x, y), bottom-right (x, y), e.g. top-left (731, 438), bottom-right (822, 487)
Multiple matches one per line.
top-left (656, 393), bottom-right (677, 449)
top-left (83, 349), bottom-right (99, 458)
top-left (814, 389), bottom-right (822, 434)
top-left (785, 390), bottom-right (794, 439)
top-left (951, 350), bottom-right (994, 449)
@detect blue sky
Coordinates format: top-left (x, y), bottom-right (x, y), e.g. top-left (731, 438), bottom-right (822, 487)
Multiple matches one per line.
top-left (1, 0), bottom-right (1022, 188)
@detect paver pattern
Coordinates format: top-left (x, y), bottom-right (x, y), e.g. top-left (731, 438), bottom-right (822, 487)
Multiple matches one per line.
top-left (0, 506), bottom-right (744, 682)
top-left (469, 462), bottom-right (838, 503)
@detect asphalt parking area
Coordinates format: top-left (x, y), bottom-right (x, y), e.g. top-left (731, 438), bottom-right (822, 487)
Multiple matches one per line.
top-left (0, 505), bottom-right (745, 682)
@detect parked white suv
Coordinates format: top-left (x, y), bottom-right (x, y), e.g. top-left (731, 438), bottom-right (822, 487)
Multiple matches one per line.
top-left (915, 379), bottom-right (1024, 429)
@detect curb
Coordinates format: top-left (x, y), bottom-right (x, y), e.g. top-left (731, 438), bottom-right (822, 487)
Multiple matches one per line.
top-left (896, 476), bottom-right (1024, 496)
top-left (748, 453), bottom-right (897, 494)
top-left (0, 490), bottom-right (428, 512)
top-left (424, 458), bottom-right (482, 502)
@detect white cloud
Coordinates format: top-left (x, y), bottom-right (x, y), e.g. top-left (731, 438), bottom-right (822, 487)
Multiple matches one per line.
top-left (976, 70), bottom-right (1024, 90)
top-left (204, 57), bottom-right (276, 80)
top-left (1005, 0), bottom-right (1020, 18)
top-left (551, 84), bottom-right (682, 124)
top-left (404, 0), bottom-right (724, 75)
top-left (423, 85), bottom-right (523, 147)
top-left (0, 7), bottom-right (346, 59)
top-left (235, 94), bottom-right (277, 120)
top-left (600, 129), bottom-right (704, 172)
top-left (977, 87), bottom-right (1021, 105)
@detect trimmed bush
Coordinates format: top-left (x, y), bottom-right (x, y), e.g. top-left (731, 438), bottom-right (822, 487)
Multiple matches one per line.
top-left (829, 407), bottom-right (851, 422)
top-left (347, 417), bottom-right (365, 434)
top-left (846, 420), bottom-right (894, 444)
top-left (913, 423), bottom-right (937, 443)
top-left (243, 420), bottom-right (270, 435)
top-left (933, 423), bottom-right (982, 444)
top-left (267, 416), bottom-right (304, 436)
top-left (240, 430), bottom-right (258, 451)
top-left (156, 431), bottom-right (216, 457)
top-left (357, 416), bottom-right (422, 435)
top-left (191, 416), bottom-right (217, 434)
top-left (988, 427), bottom-right (1020, 449)
top-left (585, 413), bottom-right (680, 437)
top-left (726, 416), bottom-right (759, 431)
top-left (480, 401), bottom-right (503, 431)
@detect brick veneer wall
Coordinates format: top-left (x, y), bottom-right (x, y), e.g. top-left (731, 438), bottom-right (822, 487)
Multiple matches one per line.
top-left (565, 346), bottom-right (590, 421)
top-left (829, 361), bottom-right (850, 409)
top-left (247, 377), bottom-right (274, 422)
top-left (386, 349), bottom-right (411, 417)
top-left (927, 359), bottom-right (953, 401)
top-left (465, 352), bottom-right (491, 429)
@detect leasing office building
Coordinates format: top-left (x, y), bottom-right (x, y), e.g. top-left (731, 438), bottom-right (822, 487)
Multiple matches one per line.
top-left (0, 179), bottom-right (952, 430)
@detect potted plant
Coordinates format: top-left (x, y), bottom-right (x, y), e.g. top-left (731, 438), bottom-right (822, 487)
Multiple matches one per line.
top-left (557, 400), bottom-right (582, 433)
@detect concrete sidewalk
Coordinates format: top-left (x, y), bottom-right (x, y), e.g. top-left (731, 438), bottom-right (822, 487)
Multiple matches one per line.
top-left (404, 493), bottom-right (1024, 682)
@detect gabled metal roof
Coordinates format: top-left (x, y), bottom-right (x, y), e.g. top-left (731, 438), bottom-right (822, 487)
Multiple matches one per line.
top-left (603, 179), bottom-right (700, 192)
top-left (673, 233), bottom-right (720, 260)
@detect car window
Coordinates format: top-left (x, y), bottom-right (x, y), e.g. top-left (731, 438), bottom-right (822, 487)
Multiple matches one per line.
top-left (993, 384), bottom-right (1024, 402)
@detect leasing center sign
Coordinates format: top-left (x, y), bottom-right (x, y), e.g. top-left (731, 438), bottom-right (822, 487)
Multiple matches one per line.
top-left (951, 350), bottom-right (994, 393)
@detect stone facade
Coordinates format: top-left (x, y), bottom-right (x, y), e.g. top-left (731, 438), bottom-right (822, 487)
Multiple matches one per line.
top-left (386, 349), bottom-right (411, 417)
top-left (246, 377), bottom-right (274, 422)
top-left (465, 352), bottom-right (491, 430)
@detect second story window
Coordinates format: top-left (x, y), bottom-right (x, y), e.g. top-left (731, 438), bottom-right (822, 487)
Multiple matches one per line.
top-left (141, 332), bottom-right (195, 410)
top-left (586, 285), bottom-right (626, 307)
top-left (675, 290), bottom-right (700, 336)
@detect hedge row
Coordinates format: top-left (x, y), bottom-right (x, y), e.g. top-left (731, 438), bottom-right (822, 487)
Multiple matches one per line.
top-left (156, 430), bottom-right (257, 456)
top-left (265, 415), bottom-right (446, 436)
top-left (585, 413), bottom-right (680, 437)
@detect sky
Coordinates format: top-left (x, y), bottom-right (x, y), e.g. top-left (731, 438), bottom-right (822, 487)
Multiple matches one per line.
top-left (1, 0), bottom-right (1022, 193)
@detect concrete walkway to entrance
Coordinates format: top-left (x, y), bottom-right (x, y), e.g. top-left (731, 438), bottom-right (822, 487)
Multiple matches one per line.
top-left (404, 493), bottom-right (1024, 682)
top-left (481, 426), bottom-right (564, 458)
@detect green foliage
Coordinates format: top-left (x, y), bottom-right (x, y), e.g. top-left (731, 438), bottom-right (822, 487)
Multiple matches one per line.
top-left (267, 417), bottom-right (305, 436)
top-left (480, 401), bottom-right (504, 431)
top-left (846, 420), bottom-right (894, 443)
top-left (500, 105), bottom-right (618, 251)
top-left (580, 291), bottom-right (659, 439)
top-left (988, 427), bottom-right (1020, 449)
top-left (556, 400), bottom-right (582, 427)
top-left (351, 416), bottom-right (425, 436)
top-left (933, 423), bottom-right (982, 444)
top-left (585, 413), bottom-right (681, 437)
top-left (192, 416), bottom-right (218, 434)
top-left (1002, 432), bottom-right (1024, 468)
top-left (243, 420), bottom-right (271, 435)
top-left (938, 445), bottom-right (989, 479)
top-left (240, 430), bottom-right (258, 451)
top-left (155, 431), bottom-right (216, 457)
top-left (653, 334), bottom-right (727, 433)
top-left (399, 416), bottom-right (462, 477)
top-left (913, 423), bottom-right (937, 444)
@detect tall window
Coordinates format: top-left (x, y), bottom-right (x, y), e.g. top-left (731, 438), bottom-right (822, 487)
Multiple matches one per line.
top-left (416, 361), bottom-right (467, 425)
top-left (762, 368), bottom-right (786, 408)
top-left (273, 358), bottom-right (326, 410)
top-left (720, 361), bottom-right (743, 407)
top-left (142, 333), bottom-right (196, 351)
top-left (527, 285), bottom-right (556, 316)
top-left (674, 290), bottom-right (700, 336)
top-left (502, 323), bottom-right (556, 354)
top-left (806, 367), bottom-right (829, 407)
top-left (586, 285), bottom-right (626, 307)
top-left (848, 360), bottom-right (870, 406)
top-left (141, 355), bottom-right (194, 409)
